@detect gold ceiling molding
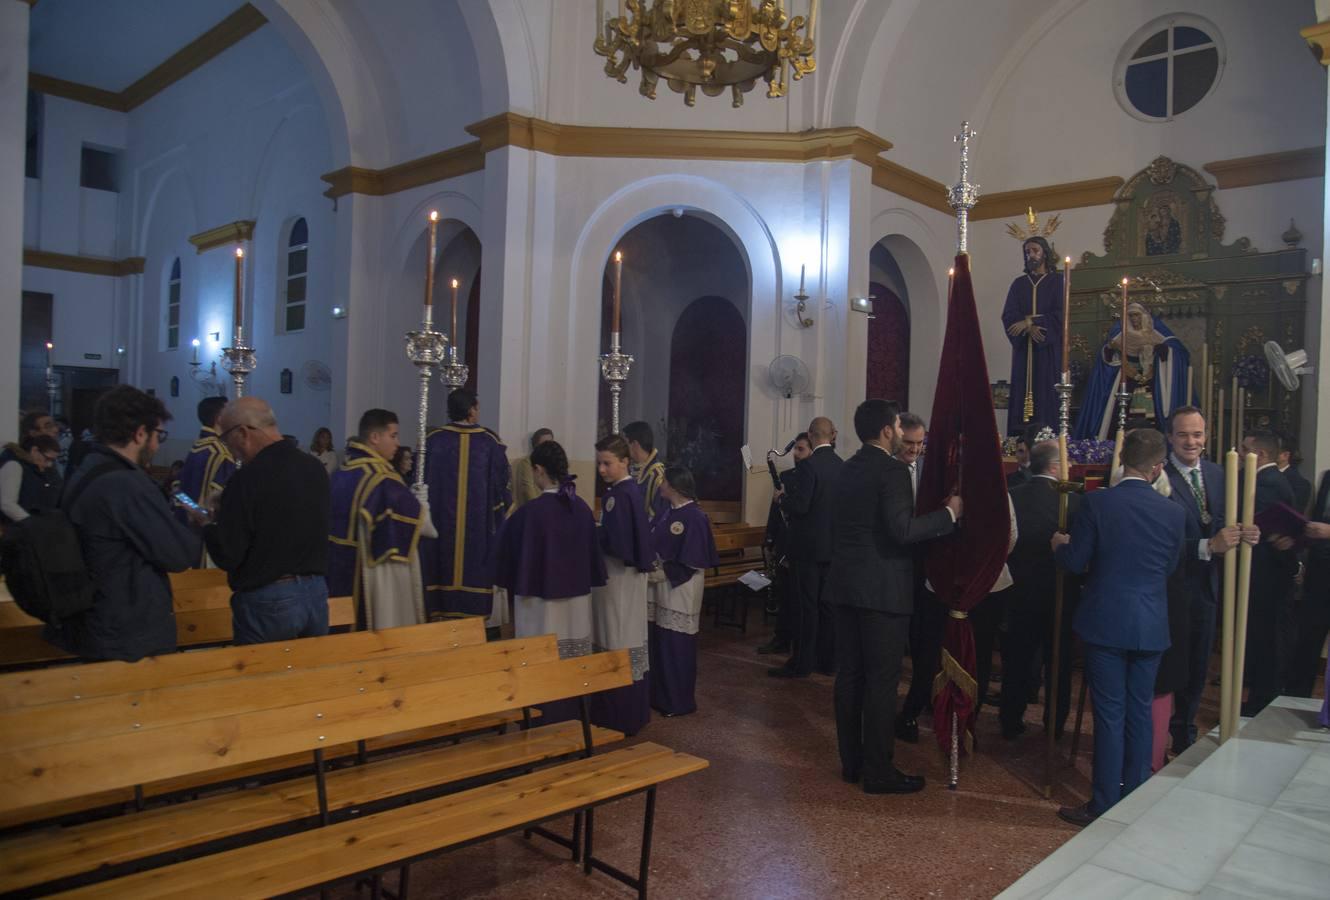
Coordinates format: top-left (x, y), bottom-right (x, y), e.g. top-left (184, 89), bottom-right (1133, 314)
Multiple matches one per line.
top-left (1300, 20), bottom-right (1330, 66)
top-left (969, 177), bottom-right (1124, 221)
top-left (188, 220), bottom-right (256, 254)
top-left (871, 159), bottom-right (950, 213)
top-left (1203, 147), bottom-right (1324, 189)
top-left (322, 143), bottom-right (485, 199)
top-left (28, 4), bottom-right (266, 113)
top-left (464, 112), bottom-right (893, 166)
top-left (24, 250), bottom-right (145, 277)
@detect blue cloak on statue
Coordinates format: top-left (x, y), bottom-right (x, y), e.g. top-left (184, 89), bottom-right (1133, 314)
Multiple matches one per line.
top-left (1073, 304), bottom-right (1192, 440)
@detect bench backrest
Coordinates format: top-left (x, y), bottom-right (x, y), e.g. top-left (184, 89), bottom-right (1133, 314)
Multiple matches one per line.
top-left (712, 525), bottom-right (765, 553)
top-left (0, 617), bottom-right (486, 709)
top-left (168, 568), bottom-right (230, 591)
top-left (0, 638), bottom-right (630, 815)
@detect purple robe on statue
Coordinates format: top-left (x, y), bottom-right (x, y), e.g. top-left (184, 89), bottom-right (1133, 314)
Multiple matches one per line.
top-left (1001, 271), bottom-right (1064, 435)
top-left (591, 477), bottom-right (654, 735)
top-left (328, 441), bottom-right (426, 629)
top-left (173, 427), bottom-right (236, 562)
top-left (420, 422), bottom-right (511, 618)
top-left (647, 502), bottom-right (719, 716)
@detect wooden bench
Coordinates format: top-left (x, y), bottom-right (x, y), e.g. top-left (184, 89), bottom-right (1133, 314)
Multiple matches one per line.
top-left (703, 524), bottom-right (768, 632)
top-left (698, 499), bottom-right (742, 525)
top-left (0, 627), bottom-right (706, 898)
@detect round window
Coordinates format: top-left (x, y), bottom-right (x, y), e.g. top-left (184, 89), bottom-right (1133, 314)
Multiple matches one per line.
top-left (1114, 16), bottom-right (1224, 122)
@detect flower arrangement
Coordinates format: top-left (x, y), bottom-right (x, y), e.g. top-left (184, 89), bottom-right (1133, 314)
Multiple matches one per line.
top-left (1232, 355), bottom-right (1269, 391)
top-left (1067, 438), bottom-right (1115, 465)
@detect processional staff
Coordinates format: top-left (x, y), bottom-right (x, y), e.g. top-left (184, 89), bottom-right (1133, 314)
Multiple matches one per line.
top-left (405, 212), bottom-right (448, 492)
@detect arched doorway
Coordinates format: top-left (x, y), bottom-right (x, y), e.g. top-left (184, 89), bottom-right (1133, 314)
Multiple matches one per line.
top-left (435, 225), bottom-right (481, 396)
top-left (866, 282), bottom-right (909, 408)
top-left (668, 297), bottom-right (746, 500)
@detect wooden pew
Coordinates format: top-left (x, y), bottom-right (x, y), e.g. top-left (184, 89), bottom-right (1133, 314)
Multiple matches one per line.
top-left (702, 524), bottom-right (768, 632)
top-left (1, 633), bottom-right (706, 899)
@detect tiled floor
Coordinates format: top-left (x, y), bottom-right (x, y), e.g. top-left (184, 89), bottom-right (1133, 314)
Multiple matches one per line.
top-left (998, 697), bottom-right (1330, 899)
top-left (317, 616), bottom-right (1322, 899)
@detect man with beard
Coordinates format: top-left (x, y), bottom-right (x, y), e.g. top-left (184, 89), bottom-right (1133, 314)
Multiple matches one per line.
top-left (1002, 237), bottom-right (1064, 435)
top-left (48, 385), bottom-right (202, 661)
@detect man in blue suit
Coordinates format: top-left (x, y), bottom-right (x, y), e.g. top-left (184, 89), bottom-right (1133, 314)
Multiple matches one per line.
top-left (1051, 428), bottom-right (1186, 826)
top-left (1161, 407), bottom-right (1245, 754)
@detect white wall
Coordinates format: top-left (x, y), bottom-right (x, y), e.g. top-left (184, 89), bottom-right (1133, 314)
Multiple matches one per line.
top-left (0, 1), bottom-right (30, 441)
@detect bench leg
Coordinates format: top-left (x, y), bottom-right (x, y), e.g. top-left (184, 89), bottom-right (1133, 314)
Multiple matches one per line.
top-left (398, 865), bottom-right (410, 899)
top-left (582, 807), bottom-right (595, 875)
top-left (313, 749), bottom-right (329, 826)
top-left (571, 811), bottom-right (583, 861)
top-left (638, 787), bottom-right (657, 899)
top-left (370, 872), bottom-right (382, 899)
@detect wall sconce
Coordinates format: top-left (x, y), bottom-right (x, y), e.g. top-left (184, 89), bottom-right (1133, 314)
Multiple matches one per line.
top-left (280, 368), bottom-right (294, 394)
top-left (209, 331), bottom-right (220, 342)
top-left (850, 295), bottom-right (876, 318)
top-left (793, 264), bottom-right (813, 328)
top-left (331, 305), bottom-right (347, 319)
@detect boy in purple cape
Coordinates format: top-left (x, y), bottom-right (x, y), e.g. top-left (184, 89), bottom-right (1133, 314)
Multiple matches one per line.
top-left (647, 465), bottom-right (719, 716)
top-left (625, 420), bottom-right (670, 523)
top-left (590, 434), bottom-right (655, 735)
top-left (173, 396), bottom-right (235, 564)
top-left (420, 388), bottom-right (512, 626)
top-left (492, 439), bottom-right (607, 724)
top-left (328, 409), bottom-right (436, 630)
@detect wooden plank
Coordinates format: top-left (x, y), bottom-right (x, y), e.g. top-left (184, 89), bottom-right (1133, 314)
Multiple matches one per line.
top-left (0, 721), bottom-right (620, 894)
top-left (54, 742), bottom-right (707, 900)
top-left (169, 585), bottom-right (233, 612)
top-left (0, 707), bottom-right (534, 831)
top-left (1, 636), bottom-right (561, 751)
top-left (0, 650), bottom-right (631, 813)
top-left (167, 569), bottom-right (230, 591)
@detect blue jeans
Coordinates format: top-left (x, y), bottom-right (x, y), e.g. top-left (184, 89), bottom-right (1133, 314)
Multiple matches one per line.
top-left (231, 576), bottom-right (329, 645)
top-left (1084, 643), bottom-right (1162, 816)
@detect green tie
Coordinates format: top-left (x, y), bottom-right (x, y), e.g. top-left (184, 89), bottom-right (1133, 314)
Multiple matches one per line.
top-left (1189, 468), bottom-right (1210, 521)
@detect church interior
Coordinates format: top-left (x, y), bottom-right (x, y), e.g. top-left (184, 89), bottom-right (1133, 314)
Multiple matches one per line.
top-left (2, 1), bottom-right (1329, 897)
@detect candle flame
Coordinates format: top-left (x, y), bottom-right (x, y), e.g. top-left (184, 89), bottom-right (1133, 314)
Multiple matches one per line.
top-left (948, 267), bottom-right (954, 276)
top-left (235, 247), bottom-right (244, 259)
top-left (1121, 276), bottom-right (1129, 285)
top-left (45, 342), bottom-right (53, 350)
top-left (192, 338), bottom-right (200, 347)
top-left (429, 210), bottom-right (439, 222)
top-left (1064, 256), bottom-right (1071, 264)
top-left (451, 278), bottom-right (458, 289)
top-left (615, 251), bottom-right (622, 262)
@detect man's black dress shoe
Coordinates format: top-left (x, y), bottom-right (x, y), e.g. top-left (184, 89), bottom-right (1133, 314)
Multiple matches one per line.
top-left (863, 772), bottom-right (925, 795)
top-left (895, 715), bottom-right (920, 744)
top-left (756, 640), bottom-right (790, 655)
top-left (767, 666), bottom-right (808, 678)
top-left (841, 769), bottom-right (860, 784)
top-left (1001, 721), bottom-right (1027, 741)
top-left (1056, 803), bottom-right (1098, 828)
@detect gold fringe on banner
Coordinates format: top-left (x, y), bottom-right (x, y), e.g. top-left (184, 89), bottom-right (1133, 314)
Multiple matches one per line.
top-left (932, 647), bottom-right (978, 754)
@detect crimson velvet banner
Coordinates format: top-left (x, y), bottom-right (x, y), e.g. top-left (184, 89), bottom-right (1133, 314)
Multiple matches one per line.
top-left (919, 253), bottom-right (1011, 756)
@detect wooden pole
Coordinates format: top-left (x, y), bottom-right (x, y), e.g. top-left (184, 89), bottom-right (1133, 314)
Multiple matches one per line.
top-left (1219, 448), bottom-right (1240, 741)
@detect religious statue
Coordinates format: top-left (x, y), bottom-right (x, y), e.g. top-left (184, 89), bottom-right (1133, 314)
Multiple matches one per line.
top-left (1073, 302), bottom-right (1192, 439)
top-left (1143, 193), bottom-right (1182, 256)
top-left (1000, 235), bottom-right (1063, 434)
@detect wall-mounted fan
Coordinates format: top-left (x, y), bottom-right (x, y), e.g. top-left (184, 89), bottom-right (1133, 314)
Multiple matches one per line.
top-left (768, 354), bottom-right (810, 399)
top-left (301, 360), bottom-right (332, 391)
top-left (1264, 341), bottom-right (1312, 393)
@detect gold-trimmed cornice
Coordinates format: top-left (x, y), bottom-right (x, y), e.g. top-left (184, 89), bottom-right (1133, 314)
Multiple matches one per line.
top-left (23, 250), bottom-right (144, 277)
top-left (970, 177), bottom-right (1125, 221)
top-left (28, 4), bottom-right (266, 113)
top-left (188, 220), bottom-right (256, 254)
top-left (1203, 147), bottom-right (1324, 189)
top-left (322, 143), bottom-right (485, 199)
top-left (871, 159), bottom-right (950, 213)
top-left (1300, 20), bottom-right (1330, 66)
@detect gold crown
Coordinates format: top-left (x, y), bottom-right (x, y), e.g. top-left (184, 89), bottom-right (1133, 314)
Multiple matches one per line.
top-left (1006, 206), bottom-right (1062, 241)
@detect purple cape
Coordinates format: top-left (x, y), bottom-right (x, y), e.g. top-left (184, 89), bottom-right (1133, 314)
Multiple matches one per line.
top-left (492, 489), bottom-right (607, 599)
top-left (328, 442), bottom-right (424, 605)
top-left (651, 502), bottom-right (719, 588)
top-left (634, 450), bottom-right (670, 522)
top-left (599, 478), bottom-right (654, 572)
top-left (174, 428), bottom-right (235, 528)
top-left (1001, 271), bottom-right (1064, 434)
top-left (420, 423), bottom-right (512, 616)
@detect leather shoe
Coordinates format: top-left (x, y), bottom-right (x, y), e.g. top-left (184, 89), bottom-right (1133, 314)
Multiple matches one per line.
top-left (1057, 803), bottom-right (1098, 828)
top-left (1001, 721), bottom-right (1027, 741)
top-left (767, 666), bottom-right (807, 679)
top-left (841, 769), bottom-right (860, 784)
top-left (756, 640), bottom-right (790, 655)
top-left (863, 772), bottom-right (925, 795)
top-left (895, 715), bottom-right (919, 744)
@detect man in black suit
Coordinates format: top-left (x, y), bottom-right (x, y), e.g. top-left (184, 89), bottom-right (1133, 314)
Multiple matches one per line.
top-left (896, 412), bottom-right (941, 742)
top-left (1240, 429), bottom-right (1297, 716)
top-left (829, 399), bottom-right (960, 794)
top-left (757, 433), bottom-right (811, 656)
top-left (1290, 471), bottom-right (1330, 697)
top-left (771, 417), bottom-right (844, 678)
top-left (1275, 432), bottom-right (1312, 514)
top-left (1006, 422), bottom-right (1047, 489)
top-left (1000, 440), bottom-right (1079, 740)
top-left (1162, 407), bottom-right (1244, 753)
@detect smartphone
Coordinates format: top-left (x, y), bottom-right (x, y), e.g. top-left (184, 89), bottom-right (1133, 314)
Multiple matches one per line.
top-left (173, 491), bottom-right (208, 516)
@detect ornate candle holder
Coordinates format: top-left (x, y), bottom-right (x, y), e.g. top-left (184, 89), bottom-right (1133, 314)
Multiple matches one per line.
top-left (1055, 374), bottom-right (1074, 439)
top-left (438, 346), bottom-right (470, 390)
top-left (1115, 380), bottom-right (1132, 436)
top-left (946, 122), bottom-right (981, 254)
top-left (599, 333), bottom-right (634, 435)
top-left (44, 368), bottom-right (58, 415)
top-left (221, 336), bottom-right (258, 399)
top-left (405, 323), bottom-right (449, 489)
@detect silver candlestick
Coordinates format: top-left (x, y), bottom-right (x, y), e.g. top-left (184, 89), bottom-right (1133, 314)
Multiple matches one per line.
top-left (1116, 378), bottom-right (1132, 436)
top-left (600, 332), bottom-right (634, 435)
top-left (947, 122), bottom-right (981, 253)
top-left (1056, 374), bottom-right (1074, 439)
top-left (221, 327), bottom-right (257, 399)
top-left (405, 321), bottom-right (448, 489)
top-left (44, 367), bottom-right (58, 415)
top-left (438, 345), bottom-right (469, 391)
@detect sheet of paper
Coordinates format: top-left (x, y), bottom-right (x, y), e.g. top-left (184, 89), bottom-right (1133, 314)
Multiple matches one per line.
top-left (738, 569), bottom-right (771, 591)
top-left (740, 444), bottom-right (753, 471)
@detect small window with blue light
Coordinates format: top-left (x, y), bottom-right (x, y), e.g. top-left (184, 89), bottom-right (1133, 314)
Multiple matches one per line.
top-left (1116, 17), bottom-right (1223, 122)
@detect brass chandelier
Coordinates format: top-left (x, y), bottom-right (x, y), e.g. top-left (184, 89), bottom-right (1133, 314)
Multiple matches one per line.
top-left (593, 0), bottom-right (818, 107)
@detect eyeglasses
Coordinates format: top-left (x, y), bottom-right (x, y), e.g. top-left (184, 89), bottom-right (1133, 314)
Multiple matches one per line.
top-left (154, 429), bottom-right (170, 443)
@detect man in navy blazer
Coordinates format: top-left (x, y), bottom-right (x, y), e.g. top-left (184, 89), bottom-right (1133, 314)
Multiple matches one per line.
top-left (1051, 429), bottom-right (1185, 826)
top-left (1161, 407), bottom-right (1245, 753)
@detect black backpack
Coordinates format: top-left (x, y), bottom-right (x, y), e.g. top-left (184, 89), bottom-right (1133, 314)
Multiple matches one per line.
top-left (0, 460), bottom-right (120, 624)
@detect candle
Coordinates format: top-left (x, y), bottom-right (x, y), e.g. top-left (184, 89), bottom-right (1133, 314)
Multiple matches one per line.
top-left (450, 278), bottom-right (460, 344)
top-left (948, 266), bottom-right (955, 294)
top-left (1061, 257), bottom-right (1072, 380)
top-left (191, 338), bottom-right (199, 364)
top-left (1219, 447), bottom-right (1240, 741)
top-left (1237, 387), bottom-right (1245, 447)
top-left (798, 263), bottom-right (806, 295)
top-left (424, 211), bottom-right (438, 326)
top-left (1200, 343), bottom-right (1209, 425)
top-left (1231, 447), bottom-right (1259, 736)
top-left (1216, 387), bottom-right (1225, 458)
top-left (45, 341), bottom-right (52, 370)
top-left (1186, 366), bottom-right (1194, 405)
top-left (808, 0), bottom-right (818, 43)
top-left (613, 251), bottom-right (623, 334)
top-left (233, 247), bottom-right (245, 339)
top-left (596, 0), bottom-right (605, 37)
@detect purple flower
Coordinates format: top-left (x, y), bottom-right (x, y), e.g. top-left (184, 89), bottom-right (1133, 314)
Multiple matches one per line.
top-left (1233, 355), bottom-right (1269, 391)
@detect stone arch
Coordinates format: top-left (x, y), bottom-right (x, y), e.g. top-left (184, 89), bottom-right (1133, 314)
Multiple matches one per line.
top-left (869, 209), bottom-right (945, 422)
